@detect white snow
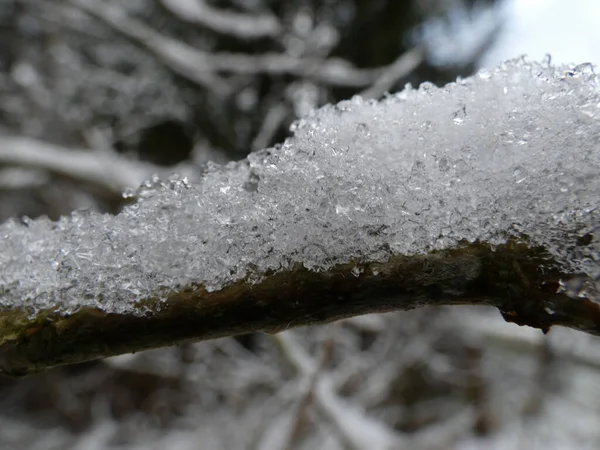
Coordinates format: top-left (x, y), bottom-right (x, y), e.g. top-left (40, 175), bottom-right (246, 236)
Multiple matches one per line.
top-left (0, 59), bottom-right (599, 314)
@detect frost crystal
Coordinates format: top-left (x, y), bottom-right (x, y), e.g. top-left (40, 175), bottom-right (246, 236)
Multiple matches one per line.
top-left (1, 59), bottom-right (599, 314)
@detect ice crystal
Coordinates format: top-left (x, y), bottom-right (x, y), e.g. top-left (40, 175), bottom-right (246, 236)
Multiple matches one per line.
top-left (1, 59), bottom-right (598, 313)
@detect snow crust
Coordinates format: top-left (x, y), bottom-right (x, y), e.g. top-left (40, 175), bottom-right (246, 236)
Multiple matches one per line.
top-left (1, 59), bottom-right (599, 314)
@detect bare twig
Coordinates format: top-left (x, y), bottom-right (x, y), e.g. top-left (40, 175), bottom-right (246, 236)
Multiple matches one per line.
top-left (252, 103), bottom-right (289, 151)
top-left (70, 0), bottom-right (383, 89)
top-left (159, 0), bottom-right (281, 39)
top-left (281, 337), bottom-right (334, 450)
top-left (0, 136), bottom-right (148, 195)
top-left (274, 332), bottom-right (402, 450)
top-left (458, 313), bottom-right (600, 372)
top-left (209, 53), bottom-right (381, 87)
top-left (360, 47), bottom-right (425, 99)
top-left (69, 0), bottom-right (232, 96)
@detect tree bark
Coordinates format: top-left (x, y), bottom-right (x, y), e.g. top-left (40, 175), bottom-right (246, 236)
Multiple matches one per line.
top-left (1, 59), bottom-right (598, 376)
top-left (1, 240), bottom-right (598, 376)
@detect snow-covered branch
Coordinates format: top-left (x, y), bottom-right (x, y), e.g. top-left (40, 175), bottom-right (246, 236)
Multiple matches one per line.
top-left (0, 59), bottom-right (598, 376)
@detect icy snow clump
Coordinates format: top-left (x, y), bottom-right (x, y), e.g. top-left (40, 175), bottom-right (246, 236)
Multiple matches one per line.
top-left (0, 58), bottom-right (598, 314)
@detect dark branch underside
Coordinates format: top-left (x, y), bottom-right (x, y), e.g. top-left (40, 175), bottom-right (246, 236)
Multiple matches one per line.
top-left (1, 240), bottom-right (598, 376)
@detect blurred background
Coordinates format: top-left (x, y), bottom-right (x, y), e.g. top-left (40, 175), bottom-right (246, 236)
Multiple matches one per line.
top-left (1, 0), bottom-right (600, 448)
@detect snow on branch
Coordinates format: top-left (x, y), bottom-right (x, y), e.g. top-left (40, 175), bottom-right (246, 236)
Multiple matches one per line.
top-left (0, 59), bottom-right (599, 376)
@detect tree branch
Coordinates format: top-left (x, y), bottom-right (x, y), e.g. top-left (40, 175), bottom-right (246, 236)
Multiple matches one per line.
top-left (70, 0), bottom-right (385, 89)
top-left (0, 60), bottom-right (598, 376)
top-left (360, 47), bottom-right (424, 99)
top-left (158, 0), bottom-right (282, 40)
top-left (0, 136), bottom-right (149, 195)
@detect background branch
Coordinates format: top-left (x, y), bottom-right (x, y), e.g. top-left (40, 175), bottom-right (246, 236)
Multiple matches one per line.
top-left (158, 0), bottom-right (282, 39)
top-left (0, 136), bottom-right (148, 195)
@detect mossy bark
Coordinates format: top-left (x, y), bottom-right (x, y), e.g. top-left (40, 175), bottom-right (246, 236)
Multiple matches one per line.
top-left (1, 240), bottom-right (598, 376)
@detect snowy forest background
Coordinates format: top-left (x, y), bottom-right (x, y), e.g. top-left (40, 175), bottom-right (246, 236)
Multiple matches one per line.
top-left (1, 0), bottom-right (600, 449)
